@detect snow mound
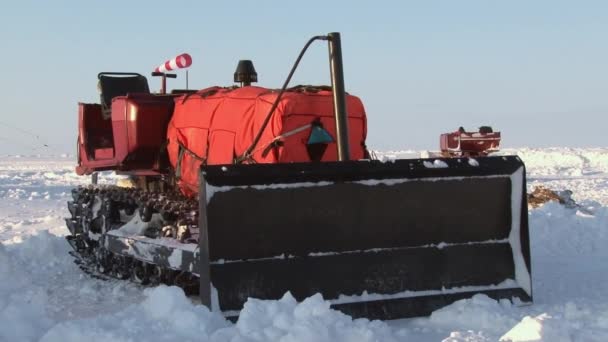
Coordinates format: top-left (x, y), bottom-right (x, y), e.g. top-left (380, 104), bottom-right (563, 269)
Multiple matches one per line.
top-left (41, 286), bottom-right (230, 342)
top-left (514, 148), bottom-right (586, 177)
top-left (442, 330), bottom-right (492, 342)
top-left (429, 294), bottom-right (519, 335)
top-left (41, 289), bottom-right (403, 342)
top-left (226, 292), bottom-right (399, 342)
top-left (4, 148), bottom-right (608, 341)
top-left (509, 147), bottom-right (608, 177)
top-left (0, 241), bottom-right (53, 342)
top-left (529, 202), bottom-right (608, 257)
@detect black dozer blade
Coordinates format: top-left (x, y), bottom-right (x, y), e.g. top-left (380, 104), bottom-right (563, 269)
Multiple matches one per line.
top-left (198, 156), bottom-right (532, 320)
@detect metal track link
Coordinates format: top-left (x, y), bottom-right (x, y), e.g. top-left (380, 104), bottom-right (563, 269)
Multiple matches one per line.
top-left (65, 185), bottom-right (200, 294)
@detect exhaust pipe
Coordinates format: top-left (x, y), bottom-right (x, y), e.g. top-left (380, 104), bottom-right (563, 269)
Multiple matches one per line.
top-left (327, 32), bottom-right (351, 161)
top-left (238, 32), bottom-right (352, 163)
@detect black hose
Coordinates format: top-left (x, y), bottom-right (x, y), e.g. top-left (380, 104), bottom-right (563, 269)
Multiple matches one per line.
top-left (235, 35), bottom-right (328, 164)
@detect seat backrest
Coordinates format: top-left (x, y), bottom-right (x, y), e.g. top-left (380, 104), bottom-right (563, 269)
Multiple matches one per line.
top-left (98, 72), bottom-right (150, 118)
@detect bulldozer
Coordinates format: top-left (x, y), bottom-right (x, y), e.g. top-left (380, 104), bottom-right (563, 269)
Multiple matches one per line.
top-left (65, 32), bottom-right (532, 321)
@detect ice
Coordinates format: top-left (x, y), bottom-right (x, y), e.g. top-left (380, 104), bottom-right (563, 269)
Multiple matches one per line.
top-left (3, 150), bottom-right (608, 341)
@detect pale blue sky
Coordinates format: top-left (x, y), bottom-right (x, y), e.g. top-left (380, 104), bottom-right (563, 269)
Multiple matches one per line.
top-left (0, 0), bottom-right (606, 155)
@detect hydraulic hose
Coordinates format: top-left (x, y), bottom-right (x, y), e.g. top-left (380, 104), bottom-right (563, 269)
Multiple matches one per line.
top-left (235, 35), bottom-right (328, 164)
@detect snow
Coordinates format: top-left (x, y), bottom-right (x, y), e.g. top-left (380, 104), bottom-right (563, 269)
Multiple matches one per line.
top-left (2, 148), bottom-right (608, 341)
top-left (500, 313), bottom-right (571, 342)
top-left (205, 181), bottom-right (333, 202)
top-left (509, 166), bottom-right (531, 295)
top-left (423, 159), bottom-right (449, 168)
top-left (40, 286), bottom-right (230, 342)
top-left (113, 211), bottom-right (150, 235)
top-left (208, 173), bottom-right (512, 199)
top-left (331, 280), bottom-right (520, 305)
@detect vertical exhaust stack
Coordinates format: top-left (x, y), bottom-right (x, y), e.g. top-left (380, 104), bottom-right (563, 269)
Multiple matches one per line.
top-left (327, 32), bottom-right (351, 161)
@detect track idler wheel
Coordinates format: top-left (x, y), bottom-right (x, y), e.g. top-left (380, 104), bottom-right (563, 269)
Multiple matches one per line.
top-left (66, 234), bottom-right (87, 253)
top-left (131, 260), bottom-right (150, 285)
top-left (148, 265), bottom-right (165, 285)
top-left (161, 225), bottom-right (176, 238)
top-left (112, 255), bottom-right (130, 280)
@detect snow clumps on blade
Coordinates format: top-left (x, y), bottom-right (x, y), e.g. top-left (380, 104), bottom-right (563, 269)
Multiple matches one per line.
top-left (423, 160), bottom-right (449, 168)
top-left (468, 158), bottom-right (479, 167)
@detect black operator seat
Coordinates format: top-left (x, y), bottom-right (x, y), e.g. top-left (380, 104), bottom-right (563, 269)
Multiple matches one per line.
top-left (98, 72), bottom-right (150, 119)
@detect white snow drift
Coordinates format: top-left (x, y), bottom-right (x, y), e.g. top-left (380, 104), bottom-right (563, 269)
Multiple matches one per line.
top-left (2, 148), bottom-right (608, 341)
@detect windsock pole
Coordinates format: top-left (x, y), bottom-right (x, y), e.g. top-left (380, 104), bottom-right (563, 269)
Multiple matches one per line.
top-left (151, 71), bottom-right (176, 94)
top-left (161, 74), bottom-right (167, 94)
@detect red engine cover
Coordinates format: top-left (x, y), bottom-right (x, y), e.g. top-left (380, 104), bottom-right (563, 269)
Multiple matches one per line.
top-left (167, 86), bottom-right (367, 196)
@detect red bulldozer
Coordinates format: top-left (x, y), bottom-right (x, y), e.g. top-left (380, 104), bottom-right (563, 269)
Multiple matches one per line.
top-left (66, 32), bottom-right (531, 321)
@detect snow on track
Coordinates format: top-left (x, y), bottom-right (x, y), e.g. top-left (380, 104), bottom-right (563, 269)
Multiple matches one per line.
top-left (1, 149), bottom-right (608, 341)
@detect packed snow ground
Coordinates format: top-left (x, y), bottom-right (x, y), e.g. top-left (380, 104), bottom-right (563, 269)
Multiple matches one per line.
top-left (1, 149), bottom-right (608, 341)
